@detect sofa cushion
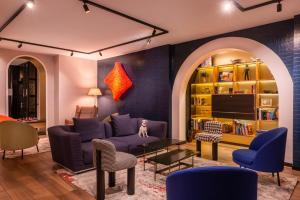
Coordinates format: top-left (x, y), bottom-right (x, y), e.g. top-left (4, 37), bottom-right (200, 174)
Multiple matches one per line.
top-left (233, 149), bottom-right (257, 165)
top-left (111, 114), bottom-right (135, 137)
top-left (73, 118), bottom-right (106, 142)
top-left (109, 134), bottom-right (160, 150)
top-left (104, 138), bottom-right (130, 152)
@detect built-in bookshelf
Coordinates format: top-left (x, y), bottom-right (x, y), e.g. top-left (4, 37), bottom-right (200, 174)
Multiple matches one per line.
top-left (190, 60), bottom-right (278, 145)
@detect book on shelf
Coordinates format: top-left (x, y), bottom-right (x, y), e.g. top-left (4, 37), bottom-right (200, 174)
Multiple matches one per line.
top-left (191, 119), bottom-right (210, 131)
top-left (257, 108), bottom-right (278, 120)
top-left (233, 120), bottom-right (254, 136)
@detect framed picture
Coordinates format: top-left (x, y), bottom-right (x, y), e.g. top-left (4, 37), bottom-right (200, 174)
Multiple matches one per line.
top-left (261, 98), bottom-right (272, 107)
top-left (219, 71), bottom-right (233, 82)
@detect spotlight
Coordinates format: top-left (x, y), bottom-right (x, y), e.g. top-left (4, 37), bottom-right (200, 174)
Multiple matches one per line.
top-left (99, 51), bottom-right (102, 56)
top-left (18, 43), bottom-right (23, 48)
top-left (146, 29), bottom-right (156, 45)
top-left (146, 38), bottom-right (151, 45)
top-left (222, 0), bottom-right (234, 13)
top-left (83, 1), bottom-right (90, 13)
top-left (26, 0), bottom-right (35, 9)
top-left (277, 1), bottom-right (282, 12)
top-left (71, 51), bottom-right (74, 56)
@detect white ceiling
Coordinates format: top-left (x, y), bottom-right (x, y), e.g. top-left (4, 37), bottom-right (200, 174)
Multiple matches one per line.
top-left (0, 0), bottom-right (299, 60)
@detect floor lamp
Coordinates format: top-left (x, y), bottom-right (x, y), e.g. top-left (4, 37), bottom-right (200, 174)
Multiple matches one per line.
top-left (88, 88), bottom-right (102, 106)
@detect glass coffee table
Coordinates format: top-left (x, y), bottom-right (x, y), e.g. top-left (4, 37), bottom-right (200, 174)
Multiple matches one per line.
top-left (138, 139), bottom-right (186, 171)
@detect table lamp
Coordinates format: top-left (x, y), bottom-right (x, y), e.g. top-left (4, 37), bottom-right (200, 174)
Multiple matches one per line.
top-left (88, 88), bottom-right (102, 106)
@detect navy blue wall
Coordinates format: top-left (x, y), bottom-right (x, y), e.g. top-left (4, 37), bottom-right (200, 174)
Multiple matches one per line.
top-left (293, 15), bottom-right (300, 168)
top-left (97, 17), bottom-right (300, 167)
top-left (97, 45), bottom-right (171, 131)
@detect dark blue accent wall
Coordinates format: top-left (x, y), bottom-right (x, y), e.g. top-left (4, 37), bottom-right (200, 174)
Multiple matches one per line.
top-left (97, 17), bottom-right (300, 167)
top-left (97, 45), bottom-right (171, 131)
top-left (293, 15), bottom-right (300, 168)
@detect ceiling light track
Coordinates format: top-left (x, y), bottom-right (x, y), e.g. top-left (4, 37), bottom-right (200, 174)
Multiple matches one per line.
top-left (232, 0), bottom-right (283, 12)
top-left (0, 37), bottom-right (88, 54)
top-left (0, 0), bottom-right (168, 56)
top-left (0, 3), bottom-right (27, 32)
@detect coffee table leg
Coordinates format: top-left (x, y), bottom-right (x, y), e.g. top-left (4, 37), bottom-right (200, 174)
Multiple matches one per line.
top-left (178, 161), bottom-right (181, 170)
top-left (192, 156), bottom-right (194, 167)
top-left (154, 163), bottom-right (157, 181)
top-left (143, 155), bottom-right (146, 171)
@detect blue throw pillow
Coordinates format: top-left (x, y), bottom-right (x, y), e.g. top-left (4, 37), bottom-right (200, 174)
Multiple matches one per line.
top-left (111, 114), bottom-right (135, 136)
top-left (73, 118), bottom-right (106, 142)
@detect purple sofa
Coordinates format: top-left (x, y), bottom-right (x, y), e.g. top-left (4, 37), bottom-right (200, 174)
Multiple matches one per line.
top-left (48, 117), bottom-right (167, 172)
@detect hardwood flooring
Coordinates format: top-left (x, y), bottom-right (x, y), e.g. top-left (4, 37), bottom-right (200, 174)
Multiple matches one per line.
top-left (0, 142), bottom-right (299, 200)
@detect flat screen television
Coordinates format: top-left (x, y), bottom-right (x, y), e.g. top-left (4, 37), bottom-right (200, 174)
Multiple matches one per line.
top-left (212, 94), bottom-right (255, 120)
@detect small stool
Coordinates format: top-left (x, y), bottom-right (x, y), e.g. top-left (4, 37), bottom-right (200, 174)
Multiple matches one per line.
top-left (195, 121), bottom-right (222, 161)
top-left (93, 139), bottom-right (137, 200)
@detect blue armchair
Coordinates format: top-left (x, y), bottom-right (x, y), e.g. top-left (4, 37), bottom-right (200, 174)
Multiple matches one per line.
top-left (232, 127), bottom-right (287, 186)
top-left (166, 166), bottom-right (257, 200)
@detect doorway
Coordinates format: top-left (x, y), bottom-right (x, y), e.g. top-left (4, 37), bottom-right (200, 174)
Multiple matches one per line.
top-left (7, 57), bottom-right (46, 123)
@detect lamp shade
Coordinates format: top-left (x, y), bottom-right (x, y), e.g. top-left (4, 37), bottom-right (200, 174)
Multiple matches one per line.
top-left (88, 88), bottom-right (102, 96)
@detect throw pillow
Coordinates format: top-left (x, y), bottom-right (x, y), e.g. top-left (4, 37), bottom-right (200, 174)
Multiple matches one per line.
top-left (111, 114), bottom-right (135, 136)
top-left (73, 118), bottom-right (106, 142)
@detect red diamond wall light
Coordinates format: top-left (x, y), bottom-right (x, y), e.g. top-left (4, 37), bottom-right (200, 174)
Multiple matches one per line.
top-left (104, 62), bottom-right (133, 101)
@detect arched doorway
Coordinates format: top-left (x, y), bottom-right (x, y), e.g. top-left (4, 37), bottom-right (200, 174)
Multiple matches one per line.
top-left (172, 37), bottom-right (293, 163)
top-left (7, 56), bottom-right (46, 125)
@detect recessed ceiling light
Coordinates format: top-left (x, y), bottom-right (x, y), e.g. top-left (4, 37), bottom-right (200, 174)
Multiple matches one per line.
top-left (222, 1), bottom-right (234, 13)
top-left (26, 0), bottom-right (35, 9)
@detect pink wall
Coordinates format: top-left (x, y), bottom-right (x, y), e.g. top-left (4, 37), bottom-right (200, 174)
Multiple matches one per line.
top-left (0, 48), bottom-right (97, 127)
top-left (55, 55), bottom-right (97, 124)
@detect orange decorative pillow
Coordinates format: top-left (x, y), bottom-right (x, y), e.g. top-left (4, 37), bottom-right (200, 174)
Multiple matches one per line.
top-left (0, 115), bottom-right (16, 123)
top-left (104, 62), bottom-right (133, 101)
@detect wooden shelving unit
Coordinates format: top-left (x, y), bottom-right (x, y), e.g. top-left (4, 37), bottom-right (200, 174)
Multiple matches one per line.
top-left (190, 61), bottom-right (278, 146)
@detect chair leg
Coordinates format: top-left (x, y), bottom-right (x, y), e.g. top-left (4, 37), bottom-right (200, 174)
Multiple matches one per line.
top-left (21, 149), bottom-right (24, 159)
top-left (196, 140), bottom-right (201, 157)
top-left (36, 145), bottom-right (39, 152)
top-left (127, 167), bottom-right (135, 195)
top-left (96, 150), bottom-right (105, 200)
top-left (109, 172), bottom-right (116, 187)
top-left (212, 143), bottom-right (218, 161)
top-left (277, 172), bottom-right (281, 186)
top-left (2, 150), bottom-right (5, 160)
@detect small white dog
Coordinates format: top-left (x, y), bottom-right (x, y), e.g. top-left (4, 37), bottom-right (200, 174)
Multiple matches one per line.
top-left (138, 120), bottom-right (148, 137)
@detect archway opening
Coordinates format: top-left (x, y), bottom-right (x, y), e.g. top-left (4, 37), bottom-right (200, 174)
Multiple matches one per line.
top-left (172, 37), bottom-right (293, 163)
top-left (7, 56), bottom-right (46, 130)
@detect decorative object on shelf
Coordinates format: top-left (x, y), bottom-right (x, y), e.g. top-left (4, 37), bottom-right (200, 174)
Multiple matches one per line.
top-left (244, 64), bottom-right (250, 80)
top-left (88, 88), bottom-right (102, 106)
top-left (200, 71), bottom-right (209, 83)
top-left (261, 98), bottom-right (272, 107)
top-left (104, 62), bottom-right (133, 101)
top-left (231, 59), bottom-right (242, 64)
top-left (218, 71), bottom-right (233, 82)
top-left (200, 57), bottom-right (213, 67)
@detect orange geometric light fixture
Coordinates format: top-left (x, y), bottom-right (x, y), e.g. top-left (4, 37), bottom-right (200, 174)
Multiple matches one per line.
top-left (104, 62), bottom-right (133, 101)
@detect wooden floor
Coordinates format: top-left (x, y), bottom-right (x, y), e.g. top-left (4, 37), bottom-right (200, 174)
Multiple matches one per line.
top-left (0, 142), bottom-right (299, 200)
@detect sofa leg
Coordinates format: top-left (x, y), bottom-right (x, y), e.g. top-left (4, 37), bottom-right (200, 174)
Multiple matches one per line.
top-left (212, 143), bottom-right (218, 161)
top-left (277, 172), bottom-right (281, 186)
top-left (109, 172), bottom-right (116, 187)
top-left (36, 145), bottom-right (39, 152)
top-left (96, 150), bottom-right (105, 200)
top-left (196, 140), bottom-right (201, 157)
top-left (127, 167), bottom-right (135, 195)
top-left (21, 149), bottom-right (24, 159)
top-left (272, 172), bottom-right (274, 177)
top-left (2, 150), bottom-right (5, 160)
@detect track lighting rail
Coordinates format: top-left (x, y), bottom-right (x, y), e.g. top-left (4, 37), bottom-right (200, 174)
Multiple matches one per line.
top-left (0, 0), bottom-right (168, 56)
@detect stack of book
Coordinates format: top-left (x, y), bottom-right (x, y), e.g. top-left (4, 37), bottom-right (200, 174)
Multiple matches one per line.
top-left (257, 108), bottom-right (277, 120)
top-left (191, 119), bottom-right (210, 131)
top-left (233, 120), bottom-right (254, 136)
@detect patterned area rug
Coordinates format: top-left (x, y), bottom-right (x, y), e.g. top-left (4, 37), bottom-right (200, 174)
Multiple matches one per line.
top-left (57, 157), bottom-right (298, 200)
top-left (0, 137), bottom-right (50, 159)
